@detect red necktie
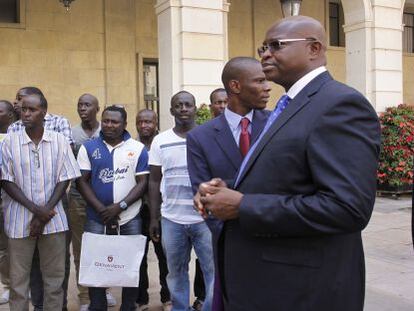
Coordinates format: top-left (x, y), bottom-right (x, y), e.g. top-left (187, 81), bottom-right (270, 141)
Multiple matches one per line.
top-left (239, 117), bottom-right (250, 157)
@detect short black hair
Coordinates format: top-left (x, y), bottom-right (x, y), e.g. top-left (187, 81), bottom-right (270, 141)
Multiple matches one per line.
top-left (19, 86), bottom-right (44, 97)
top-left (221, 57), bottom-right (261, 93)
top-left (137, 108), bottom-right (158, 120)
top-left (0, 100), bottom-right (14, 113)
top-left (209, 88), bottom-right (227, 104)
top-left (19, 87), bottom-right (48, 110)
top-left (24, 94), bottom-right (48, 110)
top-left (103, 105), bottom-right (127, 122)
top-left (170, 91), bottom-right (196, 107)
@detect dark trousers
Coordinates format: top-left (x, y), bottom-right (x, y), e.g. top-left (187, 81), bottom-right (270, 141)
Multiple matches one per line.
top-left (194, 259), bottom-right (205, 301)
top-left (30, 195), bottom-right (71, 311)
top-left (137, 237), bottom-right (170, 305)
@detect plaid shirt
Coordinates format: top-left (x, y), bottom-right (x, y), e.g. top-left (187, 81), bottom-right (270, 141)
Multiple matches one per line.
top-left (8, 113), bottom-right (73, 145)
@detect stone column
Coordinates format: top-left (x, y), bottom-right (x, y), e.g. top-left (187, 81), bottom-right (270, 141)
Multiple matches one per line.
top-left (155, 0), bottom-right (230, 130)
top-left (370, 1), bottom-right (404, 112)
top-left (343, 0), bottom-right (404, 112)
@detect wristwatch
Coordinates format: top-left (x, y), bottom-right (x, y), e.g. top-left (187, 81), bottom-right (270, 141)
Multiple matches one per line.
top-left (119, 201), bottom-right (128, 210)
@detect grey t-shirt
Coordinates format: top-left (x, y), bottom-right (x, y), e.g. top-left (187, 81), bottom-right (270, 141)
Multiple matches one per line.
top-left (69, 123), bottom-right (101, 197)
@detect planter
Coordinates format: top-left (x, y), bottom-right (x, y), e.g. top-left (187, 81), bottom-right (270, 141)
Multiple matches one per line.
top-left (377, 183), bottom-right (413, 198)
top-left (376, 104), bottom-right (414, 193)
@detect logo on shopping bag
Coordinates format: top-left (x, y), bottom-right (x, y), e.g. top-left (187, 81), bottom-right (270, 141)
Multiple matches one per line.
top-left (108, 256), bottom-right (113, 262)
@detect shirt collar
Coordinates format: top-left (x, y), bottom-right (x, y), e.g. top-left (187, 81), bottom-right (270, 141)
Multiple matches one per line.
top-left (21, 129), bottom-right (53, 145)
top-left (99, 130), bottom-right (131, 148)
top-left (287, 66), bottom-right (327, 99)
top-left (224, 108), bottom-right (254, 132)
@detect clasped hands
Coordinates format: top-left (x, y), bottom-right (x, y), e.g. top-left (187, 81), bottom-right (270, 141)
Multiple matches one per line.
top-left (194, 178), bottom-right (243, 221)
top-left (30, 207), bottom-right (56, 238)
top-left (98, 203), bottom-right (123, 225)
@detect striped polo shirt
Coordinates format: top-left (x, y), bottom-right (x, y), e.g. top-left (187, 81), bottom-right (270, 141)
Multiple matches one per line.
top-left (1, 130), bottom-right (81, 238)
top-left (149, 129), bottom-right (203, 225)
top-left (77, 131), bottom-right (149, 225)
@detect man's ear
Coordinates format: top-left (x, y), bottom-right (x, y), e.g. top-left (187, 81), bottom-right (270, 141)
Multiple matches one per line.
top-left (229, 80), bottom-right (241, 94)
top-left (309, 41), bottom-right (323, 60)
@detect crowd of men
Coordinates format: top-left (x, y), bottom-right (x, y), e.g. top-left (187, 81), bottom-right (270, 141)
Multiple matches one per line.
top-left (0, 15), bottom-right (381, 311)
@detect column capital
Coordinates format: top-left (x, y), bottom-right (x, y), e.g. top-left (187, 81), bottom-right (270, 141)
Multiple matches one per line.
top-left (343, 20), bottom-right (373, 33)
top-left (156, 0), bottom-right (230, 15)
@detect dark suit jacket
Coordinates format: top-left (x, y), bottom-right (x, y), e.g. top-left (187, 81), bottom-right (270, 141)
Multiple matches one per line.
top-left (187, 109), bottom-right (268, 264)
top-left (187, 109), bottom-right (268, 310)
top-left (187, 108), bottom-right (269, 214)
top-left (221, 72), bottom-right (381, 311)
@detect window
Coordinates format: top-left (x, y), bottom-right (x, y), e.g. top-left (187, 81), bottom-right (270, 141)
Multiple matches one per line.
top-left (0, 0), bottom-right (25, 28)
top-left (0, 0), bottom-right (18, 23)
top-left (143, 59), bottom-right (160, 126)
top-left (403, 13), bottom-right (414, 53)
top-left (329, 1), bottom-right (345, 47)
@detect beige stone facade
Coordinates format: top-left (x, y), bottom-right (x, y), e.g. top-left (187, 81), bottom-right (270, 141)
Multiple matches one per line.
top-left (0, 0), bottom-right (412, 130)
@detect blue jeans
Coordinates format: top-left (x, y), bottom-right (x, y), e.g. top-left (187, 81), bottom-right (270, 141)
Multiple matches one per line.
top-left (85, 216), bottom-right (142, 311)
top-left (161, 217), bottom-right (214, 311)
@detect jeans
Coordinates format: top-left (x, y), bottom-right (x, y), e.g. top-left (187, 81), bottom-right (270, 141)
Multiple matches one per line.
top-left (193, 259), bottom-right (205, 302)
top-left (85, 216), bottom-right (142, 311)
top-left (161, 218), bottom-right (214, 311)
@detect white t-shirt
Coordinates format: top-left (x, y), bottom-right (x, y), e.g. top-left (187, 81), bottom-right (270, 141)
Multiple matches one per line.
top-left (149, 129), bottom-right (203, 224)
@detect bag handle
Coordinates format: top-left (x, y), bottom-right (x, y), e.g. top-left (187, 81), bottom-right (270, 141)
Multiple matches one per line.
top-left (103, 224), bottom-right (120, 235)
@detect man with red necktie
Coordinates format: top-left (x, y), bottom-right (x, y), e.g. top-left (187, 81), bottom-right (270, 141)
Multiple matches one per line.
top-left (187, 56), bottom-right (270, 311)
top-left (196, 16), bottom-right (381, 311)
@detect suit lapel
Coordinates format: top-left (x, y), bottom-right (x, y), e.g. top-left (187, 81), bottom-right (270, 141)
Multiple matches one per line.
top-left (236, 72), bottom-right (333, 188)
top-left (214, 114), bottom-right (242, 170)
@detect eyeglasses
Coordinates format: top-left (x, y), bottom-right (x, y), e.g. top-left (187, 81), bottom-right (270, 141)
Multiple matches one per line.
top-left (32, 149), bottom-right (40, 168)
top-left (257, 38), bottom-right (318, 57)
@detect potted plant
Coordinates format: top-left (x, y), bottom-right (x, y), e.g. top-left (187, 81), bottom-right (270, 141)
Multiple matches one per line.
top-left (195, 103), bottom-right (212, 125)
top-left (377, 104), bottom-right (414, 194)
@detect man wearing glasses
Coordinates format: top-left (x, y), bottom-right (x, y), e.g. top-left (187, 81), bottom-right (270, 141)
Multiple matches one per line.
top-left (196, 16), bottom-right (381, 310)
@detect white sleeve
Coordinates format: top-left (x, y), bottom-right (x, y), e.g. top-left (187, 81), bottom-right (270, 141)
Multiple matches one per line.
top-left (148, 136), bottom-right (162, 166)
top-left (77, 145), bottom-right (91, 171)
top-left (1, 137), bottom-right (14, 182)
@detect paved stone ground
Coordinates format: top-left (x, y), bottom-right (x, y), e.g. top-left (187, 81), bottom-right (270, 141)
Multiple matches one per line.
top-left (364, 196), bottom-right (414, 311)
top-left (0, 196), bottom-right (412, 310)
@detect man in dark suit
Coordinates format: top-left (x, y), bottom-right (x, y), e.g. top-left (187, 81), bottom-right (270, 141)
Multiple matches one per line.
top-left (197, 16), bottom-right (381, 311)
top-left (187, 57), bottom-right (270, 311)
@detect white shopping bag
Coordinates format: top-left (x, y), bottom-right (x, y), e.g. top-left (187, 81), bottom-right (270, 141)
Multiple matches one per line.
top-left (79, 232), bottom-right (147, 287)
